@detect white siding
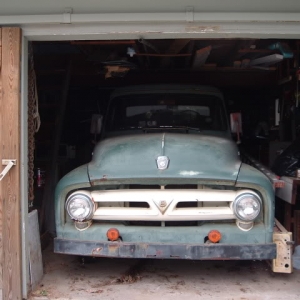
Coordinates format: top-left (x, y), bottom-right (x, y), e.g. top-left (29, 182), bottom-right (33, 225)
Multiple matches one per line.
top-left (1, 0), bottom-right (300, 16)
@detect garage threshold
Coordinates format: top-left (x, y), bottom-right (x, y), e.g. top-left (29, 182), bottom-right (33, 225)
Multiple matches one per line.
top-left (28, 243), bottom-right (300, 300)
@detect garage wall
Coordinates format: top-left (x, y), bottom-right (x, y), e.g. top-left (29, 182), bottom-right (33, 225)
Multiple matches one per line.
top-left (0, 27), bottom-right (22, 300)
top-left (1, 1), bottom-right (300, 42)
top-left (1, 0), bottom-right (300, 15)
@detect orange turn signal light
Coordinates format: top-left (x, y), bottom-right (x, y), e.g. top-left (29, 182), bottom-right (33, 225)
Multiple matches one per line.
top-left (208, 230), bottom-right (222, 243)
top-left (107, 228), bottom-right (120, 241)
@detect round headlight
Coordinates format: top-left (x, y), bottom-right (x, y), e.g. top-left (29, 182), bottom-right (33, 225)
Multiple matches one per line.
top-left (66, 191), bottom-right (95, 222)
top-left (233, 192), bottom-right (261, 221)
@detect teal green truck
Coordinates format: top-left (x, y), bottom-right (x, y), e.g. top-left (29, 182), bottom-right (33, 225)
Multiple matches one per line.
top-left (54, 85), bottom-right (292, 273)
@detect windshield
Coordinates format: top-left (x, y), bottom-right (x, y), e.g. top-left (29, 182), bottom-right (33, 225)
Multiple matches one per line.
top-left (105, 93), bottom-right (227, 132)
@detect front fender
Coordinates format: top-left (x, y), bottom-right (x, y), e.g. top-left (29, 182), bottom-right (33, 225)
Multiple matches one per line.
top-left (55, 164), bottom-right (91, 230)
top-left (236, 163), bottom-right (275, 241)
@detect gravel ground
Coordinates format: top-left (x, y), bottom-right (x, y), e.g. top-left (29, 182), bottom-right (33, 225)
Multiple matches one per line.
top-left (29, 244), bottom-right (300, 300)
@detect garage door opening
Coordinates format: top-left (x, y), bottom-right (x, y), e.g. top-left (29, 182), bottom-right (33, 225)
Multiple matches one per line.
top-left (27, 37), bottom-right (299, 297)
top-left (30, 37), bottom-right (297, 224)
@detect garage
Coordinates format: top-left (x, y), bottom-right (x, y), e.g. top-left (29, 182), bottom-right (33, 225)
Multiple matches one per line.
top-left (1, 2), bottom-right (300, 299)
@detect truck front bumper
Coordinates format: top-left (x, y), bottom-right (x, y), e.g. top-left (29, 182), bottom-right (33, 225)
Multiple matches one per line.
top-left (54, 238), bottom-right (276, 260)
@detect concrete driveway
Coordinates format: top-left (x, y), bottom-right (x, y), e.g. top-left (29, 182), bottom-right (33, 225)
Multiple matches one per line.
top-left (29, 244), bottom-right (300, 300)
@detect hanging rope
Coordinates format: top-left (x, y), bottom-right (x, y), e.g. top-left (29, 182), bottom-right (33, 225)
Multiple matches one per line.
top-left (28, 42), bottom-right (41, 204)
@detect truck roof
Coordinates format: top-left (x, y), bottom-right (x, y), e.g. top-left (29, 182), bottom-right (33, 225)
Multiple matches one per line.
top-left (110, 84), bottom-right (224, 100)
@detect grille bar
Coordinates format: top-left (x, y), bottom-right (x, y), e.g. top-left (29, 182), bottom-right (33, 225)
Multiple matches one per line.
top-left (90, 189), bottom-right (240, 221)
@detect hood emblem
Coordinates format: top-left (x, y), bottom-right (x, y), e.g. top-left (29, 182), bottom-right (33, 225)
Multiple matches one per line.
top-left (153, 199), bottom-right (173, 214)
top-left (156, 156), bottom-right (169, 170)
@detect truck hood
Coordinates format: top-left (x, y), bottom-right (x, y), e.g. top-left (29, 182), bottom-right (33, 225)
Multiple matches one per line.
top-left (88, 133), bottom-right (241, 185)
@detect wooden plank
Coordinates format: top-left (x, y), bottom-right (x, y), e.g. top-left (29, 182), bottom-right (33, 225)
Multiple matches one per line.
top-left (0, 27), bottom-right (22, 300)
top-left (192, 46), bottom-right (212, 69)
top-left (28, 210), bottom-right (43, 290)
top-left (0, 26), bottom-right (2, 291)
top-left (275, 219), bottom-right (288, 233)
top-left (250, 54), bottom-right (283, 66)
top-left (276, 177), bottom-right (300, 204)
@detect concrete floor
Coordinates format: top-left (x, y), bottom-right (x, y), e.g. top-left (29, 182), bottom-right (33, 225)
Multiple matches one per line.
top-left (29, 244), bottom-right (300, 300)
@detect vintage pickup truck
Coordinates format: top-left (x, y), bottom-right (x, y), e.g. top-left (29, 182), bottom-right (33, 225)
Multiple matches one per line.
top-left (54, 85), bottom-right (292, 273)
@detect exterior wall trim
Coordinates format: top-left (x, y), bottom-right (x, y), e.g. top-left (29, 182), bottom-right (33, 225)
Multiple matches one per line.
top-left (1, 12), bottom-right (300, 24)
top-left (1, 12), bottom-right (300, 40)
top-left (21, 20), bottom-right (300, 41)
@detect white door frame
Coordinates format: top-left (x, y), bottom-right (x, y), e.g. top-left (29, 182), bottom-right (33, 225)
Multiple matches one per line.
top-left (21, 36), bottom-right (29, 298)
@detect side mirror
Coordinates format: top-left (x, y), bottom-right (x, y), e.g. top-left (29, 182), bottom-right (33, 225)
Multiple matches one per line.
top-left (230, 112), bottom-right (242, 144)
top-left (90, 114), bottom-right (103, 135)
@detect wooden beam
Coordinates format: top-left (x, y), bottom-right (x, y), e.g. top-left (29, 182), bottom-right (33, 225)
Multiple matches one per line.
top-left (0, 27), bottom-right (22, 300)
top-left (185, 40), bottom-right (195, 68)
top-left (160, 39), bottom-right (190, 67)
top-left (192, 46), bottom-right (212, 69)
top-left (0, 28), bottom-right (2, 68)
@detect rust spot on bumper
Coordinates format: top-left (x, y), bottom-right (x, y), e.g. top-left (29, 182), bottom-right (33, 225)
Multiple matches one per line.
top-left (108, 243), bottom-right (120, 254)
